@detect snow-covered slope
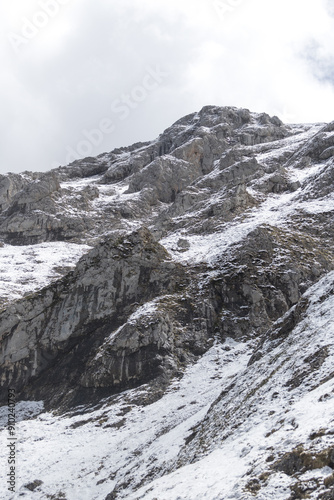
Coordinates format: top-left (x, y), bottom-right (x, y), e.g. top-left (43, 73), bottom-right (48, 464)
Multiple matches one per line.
top-left (0, 242), bottom-right (91, 306)
top-left (1, 106), bottom-right (334, 499)
top-left (1, 273), bottom-right (334, 499)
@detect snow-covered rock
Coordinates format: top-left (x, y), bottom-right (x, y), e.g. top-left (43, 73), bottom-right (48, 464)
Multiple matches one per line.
top-left (1, 105), bottom-right (334, 499)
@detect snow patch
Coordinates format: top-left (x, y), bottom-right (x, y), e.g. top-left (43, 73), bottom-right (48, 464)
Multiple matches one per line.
top-left (0, 242), bottom-right (91, 304)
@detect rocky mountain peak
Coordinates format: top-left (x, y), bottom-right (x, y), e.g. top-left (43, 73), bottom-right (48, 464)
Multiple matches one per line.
top-left (1, 105), bottom-right (334, 499)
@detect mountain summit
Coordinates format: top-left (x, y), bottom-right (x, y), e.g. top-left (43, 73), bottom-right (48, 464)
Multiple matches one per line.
top-left (1, 106), bottom-right (334, 499)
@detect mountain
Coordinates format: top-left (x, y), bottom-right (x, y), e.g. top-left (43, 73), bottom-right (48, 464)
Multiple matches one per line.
top-left (1, 105), bottom-right (334, 499)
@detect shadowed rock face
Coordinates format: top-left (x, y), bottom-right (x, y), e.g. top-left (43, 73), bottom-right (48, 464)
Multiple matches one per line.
top-left (0, 227), bottom-right (197, 407)
top-left (209, 225), bottom-right (334, 341)
top-left (127, 156), bottom-right (203, 203)
top-left (2, 217), bottom-right (333, 410)
top-left (0, 173), bottom-right (33, 213)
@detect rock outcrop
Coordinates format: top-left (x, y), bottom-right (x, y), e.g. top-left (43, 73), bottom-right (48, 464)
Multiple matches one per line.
top-left (0, 172), bottom-right (33, 213)
top-left (0, 227), bottom-right (214, 408)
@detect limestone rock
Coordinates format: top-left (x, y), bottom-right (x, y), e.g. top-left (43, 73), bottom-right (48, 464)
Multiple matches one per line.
top-left (127, 156), bottom-right (203, 203)
top-left (6, 171), bottom-right (60, 215)
top-left (0, 173), bottom-right (31, 213)
top-left (0, 227), bottom-right (202, 406)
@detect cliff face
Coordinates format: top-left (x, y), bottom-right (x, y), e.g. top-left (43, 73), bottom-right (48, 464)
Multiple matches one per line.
top-left (0, 228), bottom-right (192, 406)
top-left (1, 106), bottom-right (334, 499)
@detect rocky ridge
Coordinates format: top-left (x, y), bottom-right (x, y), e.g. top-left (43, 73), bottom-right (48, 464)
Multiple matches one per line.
top-left (0, 105), bottom-right (334, 499)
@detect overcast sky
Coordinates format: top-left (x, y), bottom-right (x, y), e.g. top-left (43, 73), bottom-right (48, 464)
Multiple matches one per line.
top-left (1, 0), bottom-right (334, 174)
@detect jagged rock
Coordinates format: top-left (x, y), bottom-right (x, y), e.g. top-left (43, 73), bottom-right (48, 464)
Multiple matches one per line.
top-left (237, 117), bottom-right (289, 146)
top-left (0, 174), bottom-right (102, 244)
top-left (258, 168), bottom-right (301, 194)
top-left (0, 172), bottom-right (63, 244)
top-left (0, 106), bottom-right (299, 247)
top-left (172, 138), bottom-right (205, 170)
top-left (80, 294), bottom-right (213, 389)
top-left (24, 480), bottom-right (43, 492)
top-left (203, 184), bottom-right (256, 221)
top-left (300, 162), bottom-right (334, 199)
top-left (320, 145), bottom-right (334, 160)
top-left (0, 227), bottom-right (213, 407)
top-left (166, 186), bottom-right (209, 217)
top-left (177, 238), bottom-right (190, 251)
top-left (202, 157), bottom-right (260, 188)
top-left (56, 156), bottom-right (109, 180)
top-left (210, 225), bottom-right (334, 340)
top-left (102, 145), bottom-right (155, 183)
top-left (0, 173), bottom-right (31, 213)
top-left (170, 272), bottom-right (334, 486)
top-left (286, 122), bottom-right (334, 166)
top-left (127, 156), bottom-right (203, 203)
top-left (218, 148), bottom-right (249, 170)
top-left (6, 171), bottom-right (60, 215)
top-left (273, 446), bottom-right (334, 475)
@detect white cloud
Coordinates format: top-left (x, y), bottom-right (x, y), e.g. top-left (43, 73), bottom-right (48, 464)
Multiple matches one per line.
top-left (0, 0), bottom-right (334, 173)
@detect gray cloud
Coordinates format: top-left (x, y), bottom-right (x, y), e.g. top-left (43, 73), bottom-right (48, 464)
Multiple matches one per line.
top-left (326, 0), bottom-right (334, 17)
top-left (303, 41), bottom-right (334, 85)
